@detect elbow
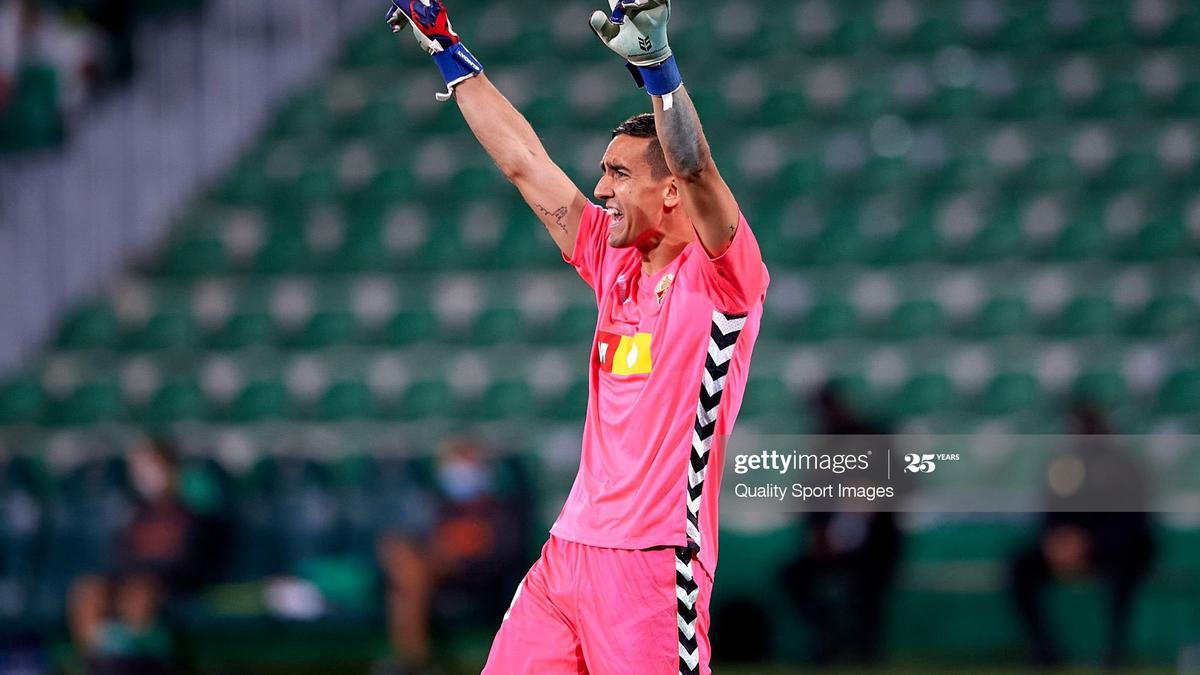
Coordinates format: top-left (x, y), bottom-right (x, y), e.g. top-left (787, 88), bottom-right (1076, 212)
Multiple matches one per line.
top-left (669, 151), bottom-right (712, 183)
top-left (499, 148), bottom-right (544, 183)
top-left (500, 161), bottom-right (527, 183)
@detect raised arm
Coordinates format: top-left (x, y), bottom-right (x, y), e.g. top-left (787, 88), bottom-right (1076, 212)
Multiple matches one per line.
top-left (386, 1), bottom-right (585, 257)
top-left (454, 75), bottom-right (586, 258)
top-left (589, 0), bottom-right (740, 257)
top-left (651, 86), bottom-right (740, 258)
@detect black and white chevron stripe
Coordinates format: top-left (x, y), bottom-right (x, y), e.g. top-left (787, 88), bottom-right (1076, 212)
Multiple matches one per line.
top-left (678, 309), bottom-right (747, 675)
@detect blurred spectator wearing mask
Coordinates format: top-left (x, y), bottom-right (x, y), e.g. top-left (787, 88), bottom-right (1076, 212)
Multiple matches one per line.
top-left (376, 438), bottom-right (527, 675)
top-left (68, 439), bottom-right (226, 674)
top-left (1009, 403), bottom-right (1156, 668)
top-left (779, 383), bottom-right (903, 666)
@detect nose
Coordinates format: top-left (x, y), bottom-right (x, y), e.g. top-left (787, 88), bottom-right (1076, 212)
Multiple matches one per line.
top-left (594, 174), bottom-right (613, 202)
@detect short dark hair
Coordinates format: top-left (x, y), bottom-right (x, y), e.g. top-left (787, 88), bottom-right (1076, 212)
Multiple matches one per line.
top-left (611, 113), bottom-right (670, 179)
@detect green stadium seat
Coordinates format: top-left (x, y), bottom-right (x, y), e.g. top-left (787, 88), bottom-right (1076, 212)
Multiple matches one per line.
top-left (899, 16), bottom-right (960, 53)
top-left (217, 164), bottom-right (270, 205)
top-left (145, 380), bottom-right (208, 423)
top-left (824, 16), bottom-right (876, 55)
top-left (823, 373), bottom-right (874, 415)
top-left (553, 304), bottom-right (598, 344)
top-left (926, 86), bottom-right (980, 119)
top-left (287, 311), bottom-right (358, 349)
top-left (1157, 368), bottom-right (1200, 414)
top-left (890, 372), bottom-right (954, 418)
top-left (966, 297), bottom-right (1030, 338)
top-left (758, 90), bottom-right (808, 126)
top-left (470, 307), bottom-right (526, 345)
top-left (1083, 81), bottom-right (1146, 119)
top-left (1129, 294), bottom-right (1199, 337)
top-left (1119, 218), bottom-right (1188, 261)
top-left (986, 12), bottom-right (1049, 52)
top-left (795, 299), bottom-right (858, 342)
top-left (927, 154), bottom-right (989, 194)
top-left (123, 313), bottom-right (199, 352)
top-left (952, 216), bottom-right (1022, 262)
top-left (871, 222), bottom-right (939, 266)
top-left (228, 381), bottom-right (291, 422)
top-left (1016, 152), bottom-right (1075, 189)
top-left (1049, 218), bottom-right (1109, 260)
top-left (739, 376), bottom-right (793, 419)
top-left (1049, 296), bottom-right (1117, 337)
top-left (1097, 150), bottom-right (1160, 188)
top-left (418, 230), bottom-right (470, 271)
top-left (977, 372), bottom-right (1039, 416)
top-left (1166, 80), bottom-right (1200, 116)
top-left (1162, 10), bottom-right (1200, 45)
top-left (317, 381), bottom-right (375, 420)
top-left (1071, 370), bottom-right (1127, 408)
top-left (473, 379), bottom-right (535, 420)
top-left (55, 303), bottom-right (119, 350)
top-left (491, 223), bottom-right (546, 270)
top-left (378, 306), bottom-right (439, 345)
top-left (1060, 12), bottom-right (1132, 50)
top-left (254, 232), bottom-right (309, 274)
top-left (333, 227), bottom-right (390, 273)
top-left (803, 221), bottom-right (864, 266)
top-left (0, 378), bottom-right (44, 425)
top-left (163, 237), bottom-right (228, 276)
top-left (884, 299), bottom-right (943, 340)
top-left (270, 90), bottom-right (333, 141)
top-left (544, 379), bottom-right (589, 420)
top-left (209, 312), bottom-right (275, 350)
top-left (52, 382), bottom-right (126, 426)
top-left (399, 380), bottom-right (456, 420)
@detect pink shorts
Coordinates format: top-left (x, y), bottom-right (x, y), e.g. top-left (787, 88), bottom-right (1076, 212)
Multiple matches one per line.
top-left (482, 535), bottom-right (713, 675)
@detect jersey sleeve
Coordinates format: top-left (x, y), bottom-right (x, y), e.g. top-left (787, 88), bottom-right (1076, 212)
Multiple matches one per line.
top-left (697, 212), bottom-right (770, 314)
top-left (561, 201), bottom-right (610, 292)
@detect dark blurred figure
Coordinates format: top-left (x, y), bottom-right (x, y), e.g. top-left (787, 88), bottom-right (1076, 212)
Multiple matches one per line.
top-left (376, 438), bottom-right (529, 675)
top-left (1009, 403), bottom-right (1156, 669)
top-left (68, 439), bottom-right (228, 674)
top-left (779, 383), bottom-right (903, 666)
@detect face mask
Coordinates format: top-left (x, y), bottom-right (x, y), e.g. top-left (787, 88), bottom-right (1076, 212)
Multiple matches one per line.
top-left (436, 460), bottom-right (490, 503)
top-left (131, 458), bottom-right (169, 501)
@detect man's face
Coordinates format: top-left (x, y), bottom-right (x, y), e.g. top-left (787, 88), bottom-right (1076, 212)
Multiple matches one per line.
top-left (593, 135), bottom-right (673, 249)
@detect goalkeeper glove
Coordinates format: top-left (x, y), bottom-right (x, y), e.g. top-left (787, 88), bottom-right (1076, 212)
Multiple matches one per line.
top-left (588, 0), bottom-right (681, 99)
top-left (387, 0), bottom-right (482, 102)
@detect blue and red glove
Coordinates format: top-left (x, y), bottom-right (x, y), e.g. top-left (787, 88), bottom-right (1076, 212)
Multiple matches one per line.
top-left (387, 0), bottom-right (482, 102)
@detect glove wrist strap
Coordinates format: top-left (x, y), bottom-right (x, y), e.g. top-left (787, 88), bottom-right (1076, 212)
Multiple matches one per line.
top-left (431, 43), bottom-right (483, 100)
top-left (634, 55), bottom-right (682, 96)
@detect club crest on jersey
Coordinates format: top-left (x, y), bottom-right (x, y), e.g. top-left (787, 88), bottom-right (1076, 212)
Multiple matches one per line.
top-left (655, 273), bottom-right (674, 305)
top-left (596, 330), bottom-right (654, 375)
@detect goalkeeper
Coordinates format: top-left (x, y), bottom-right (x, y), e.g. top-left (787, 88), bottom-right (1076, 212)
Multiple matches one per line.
top-left (386, 1), bottom-right (769, 673)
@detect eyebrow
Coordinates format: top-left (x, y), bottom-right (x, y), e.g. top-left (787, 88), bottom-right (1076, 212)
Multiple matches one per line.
top-left (600, 160), bottom-right (632, 174)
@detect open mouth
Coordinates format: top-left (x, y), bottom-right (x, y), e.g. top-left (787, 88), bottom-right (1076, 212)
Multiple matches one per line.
top-left (606, 206), bottom-right (624, 229)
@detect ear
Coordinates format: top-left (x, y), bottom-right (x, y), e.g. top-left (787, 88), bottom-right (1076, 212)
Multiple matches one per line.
top-left (662, 177), bottom-right (681, 209)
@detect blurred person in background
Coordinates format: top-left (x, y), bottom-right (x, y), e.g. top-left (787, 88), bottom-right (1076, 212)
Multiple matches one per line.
top-left (779, 382), bottom-right (903, 666)
top-left (68, 438), bottom-right (227, 672)
top-left (1009, 402), bottom-right (1156, 668)
top-left (0, 0), bottom-right (19, 107)
top-left (376, 438), bottom-right (527, 675)
top-left (0, 0), bottom-right (104, 114)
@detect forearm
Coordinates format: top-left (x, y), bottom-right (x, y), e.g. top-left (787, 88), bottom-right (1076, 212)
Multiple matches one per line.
top-left (652, 85), bottom-right (712, 180)
top-left (652, 85), bottom-right (740, 253)
top-left (455, 74), bottom-right (549, 182)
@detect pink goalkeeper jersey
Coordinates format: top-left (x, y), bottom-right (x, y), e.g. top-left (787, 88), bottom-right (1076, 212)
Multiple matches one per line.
top-left (550, 201), bottom-right (769, 578)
